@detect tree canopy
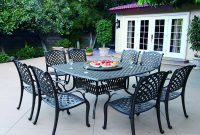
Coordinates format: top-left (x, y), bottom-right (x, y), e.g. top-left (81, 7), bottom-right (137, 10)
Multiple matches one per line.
top-left (137, 0), bottom-right (200, 7)
top-left (0, 0), bottom-right (72, 36)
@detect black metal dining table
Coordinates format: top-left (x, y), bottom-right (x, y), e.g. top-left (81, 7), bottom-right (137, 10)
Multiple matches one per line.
top-left (52, 62), bottom-right (154, 119)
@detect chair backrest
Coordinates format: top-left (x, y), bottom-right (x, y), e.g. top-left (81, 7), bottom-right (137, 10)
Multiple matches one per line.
top-left (140, 51), bottom-right (164, 71)
top-left (68, 49), bottom-right (87, 62)
top-left (30, 66), bottom-right (57, 98)
top-left (45, 50), bottom-right (67, 71)
top-left (134, 71), bottom-right (169, 104)
top-left (121, 50), bottom-right (140, 64)
top-left (13, 60), bottom-right (34, 86)
top-left (167, 65), bottom-right (195, 93)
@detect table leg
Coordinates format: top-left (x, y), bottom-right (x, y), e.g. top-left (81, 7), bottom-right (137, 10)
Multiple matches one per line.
top-left (93, 95), bottom-right (98, 119)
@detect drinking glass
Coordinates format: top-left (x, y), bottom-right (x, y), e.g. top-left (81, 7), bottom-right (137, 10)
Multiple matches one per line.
top-left (111, 55), bottom-right (115, 61)
top-left (69, 59), bottom-right (73, 69)
top-left (84, 62), bottom-right (89, 74)
top-left (129, 60), bottom-right (133, 68)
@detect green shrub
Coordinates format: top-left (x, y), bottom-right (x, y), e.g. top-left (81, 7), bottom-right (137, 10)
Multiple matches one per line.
top-left (34, 47), bottom-right (44, 57)
top-left (16, 45), bottom-right (35, 60)
top-left (0, 52), bottom-right (10, 63)
top-left (56, 39), bottom-right (73, 48)
top-left (6, 50), bottom-right (18, 57)
top-left (86, 47), bottom-right (93, 53)
top-left (188, 15), bottom-right (200, 57)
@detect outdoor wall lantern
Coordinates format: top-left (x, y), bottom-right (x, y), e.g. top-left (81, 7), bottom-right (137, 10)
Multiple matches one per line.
top-left (116, 19), bottom-right (120, 29)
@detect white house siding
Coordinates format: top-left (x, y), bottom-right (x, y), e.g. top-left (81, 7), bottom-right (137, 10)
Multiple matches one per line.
top-left (114, 8), bottom-right (200, 60)
top-left (115, 14), bottom-right (126, 53)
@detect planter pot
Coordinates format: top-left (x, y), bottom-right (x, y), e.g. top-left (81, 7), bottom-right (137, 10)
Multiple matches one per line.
top-left (86, 52), bottom-right (93, 56)
top-left (99, 48), bottom-right (110, 56)
top-left (52, 47), bottom-right (64, 50)
top-left (193, 57), bottom-right (200, 67)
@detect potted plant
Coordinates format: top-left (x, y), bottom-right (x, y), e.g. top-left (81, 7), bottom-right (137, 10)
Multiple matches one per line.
top-left (86, 47), bottom-right (93, 56)
top-left (96, 19), bottom-right (112, 56)
top-left (53, 39), bottom-right (73, 52)
top-left (188, 15), bottom-right (200, 67)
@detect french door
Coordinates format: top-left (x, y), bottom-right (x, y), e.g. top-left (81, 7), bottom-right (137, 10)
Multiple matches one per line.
top-left (125, 13), bottom-right (189, 59)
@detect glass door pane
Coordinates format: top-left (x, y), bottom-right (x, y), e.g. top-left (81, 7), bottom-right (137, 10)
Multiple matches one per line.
top-left (127, 21), bottom-right (135, 48)
top-left (154, 19), bottom-right (165, 51)
top-left (170, 19), bottom-right (183, 53)
top-left (139, 20), bottom-right (149, 50)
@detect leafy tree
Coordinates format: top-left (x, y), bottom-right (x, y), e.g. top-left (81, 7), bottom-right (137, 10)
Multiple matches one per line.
top-left (67, 0), bottom-right (133, 48)
top-left (137, 0), bottom-right (199, 7)
top-left (20, 0), bottom-right (73, 50)
top-left (0, 0), bottom-right (25, 52)
top-left (188, 16), bottom-right (200, 57)
top-left (0, 0), bottom-right (72, 51)
top-left (96, 19), bottom-right (112, 48)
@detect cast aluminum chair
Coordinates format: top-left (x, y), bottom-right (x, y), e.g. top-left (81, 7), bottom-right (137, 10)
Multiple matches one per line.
top-left (68, 48), bottom-right (87, 62)
top-left (134, 51), bottom-right (164, 85)
top-left (13, 60), bottom-right (36, 121)
top-left (103, 71), bottom-right (170, 135)
top-left (45, 50), bottom-right (70, 83)
top-left (121, 49), bottom-right (140, 89)
top-left (30, 66), bottom-right (90, 135)
top-left (121, 49), bottom-right (140, 64)
top-left (140, 51), bottom-right (164, 71)
top-left (160, 65), bottom-right (196, 129)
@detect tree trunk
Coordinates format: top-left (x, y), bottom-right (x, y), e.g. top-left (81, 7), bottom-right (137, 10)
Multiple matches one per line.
top-left (0, 46), bottom-right (5, 53)
top-left (103, 43), bottom-right (105, 48)
top-left (89, 32), bottom-right (96, 49)
top-left (0, 34), bottom-right (5, 53)
top-left (76, 41), bottom-right (80, 49)
top-left (38, 33), bottom-right (47, 51)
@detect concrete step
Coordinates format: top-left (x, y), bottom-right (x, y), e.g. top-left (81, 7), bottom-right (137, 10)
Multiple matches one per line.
top-left (162, 57), bottom-right (190, 66)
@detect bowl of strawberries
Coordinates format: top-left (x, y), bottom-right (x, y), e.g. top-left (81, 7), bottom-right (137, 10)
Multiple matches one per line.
top-left (90, 60), bottom-right (119, 67)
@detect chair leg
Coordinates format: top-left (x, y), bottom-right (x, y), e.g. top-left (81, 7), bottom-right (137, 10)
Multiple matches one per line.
top-left (17, 85), bottom-right (24, 110)
top-left (102, 103), bottom-right (108, 129)
top-left (65, 75), bottom-right (71, 84)
top-left (136, 113), bottom-right (140, 116)
top-left (130, 115), bottom-right (136, 135)
top-left (85, 101), bottom-right (90, 127)
top-left (33, 97), bottom-right (42, 125)
top-left (156, 105), bottom-right (164, 134)
top-left (165, 101), bottom-right (172, 129)
top-left (52, 110), bottom-right (59, 135)
top-left (181, 93), bottom-right (189, 118)
top-left (136, 77), bottom-right (139, 84)
top-left (28, 94), bottom-right (36, 121)
top-left (66, 109), bottom-right (70, 115)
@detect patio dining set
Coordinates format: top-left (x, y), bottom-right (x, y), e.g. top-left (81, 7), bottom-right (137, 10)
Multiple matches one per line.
top-left (13, 49), bottom-right (195, 135)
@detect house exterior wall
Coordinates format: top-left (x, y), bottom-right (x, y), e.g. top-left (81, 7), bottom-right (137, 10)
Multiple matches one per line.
top-left (115, 14), bottom-right (126, 53)
top-left (114, 8), bottom-right (200, 60)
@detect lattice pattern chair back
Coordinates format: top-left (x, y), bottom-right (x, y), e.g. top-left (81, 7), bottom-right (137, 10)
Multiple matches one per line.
top-left (45, 50), bottom-right (67, 71)
top-left (167, 65), bottom-right (195, 93)
top-left (13, 60), bottom-right (33, 85)
top-left (140, 51), bottom-right (164, 71)
top-left (68, 49), bottom-right (87, 62)
top-left (121, 50), bottom-right (140, 64)
top-left (31, 66), bottom-right (55, 98)
top-left (135, 71), bottom-right (169, 104)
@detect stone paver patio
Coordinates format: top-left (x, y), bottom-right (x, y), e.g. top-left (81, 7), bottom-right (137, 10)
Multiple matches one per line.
top-left (0, 56), bottom-right (200, 135)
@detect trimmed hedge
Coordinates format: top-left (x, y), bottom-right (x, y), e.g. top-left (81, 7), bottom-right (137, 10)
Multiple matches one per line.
top-left (0, 52), bottom-right (10, 63)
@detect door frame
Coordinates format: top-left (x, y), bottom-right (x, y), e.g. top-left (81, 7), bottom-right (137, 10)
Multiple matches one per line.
top-left (124, 12), bottom-right (190, 59)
